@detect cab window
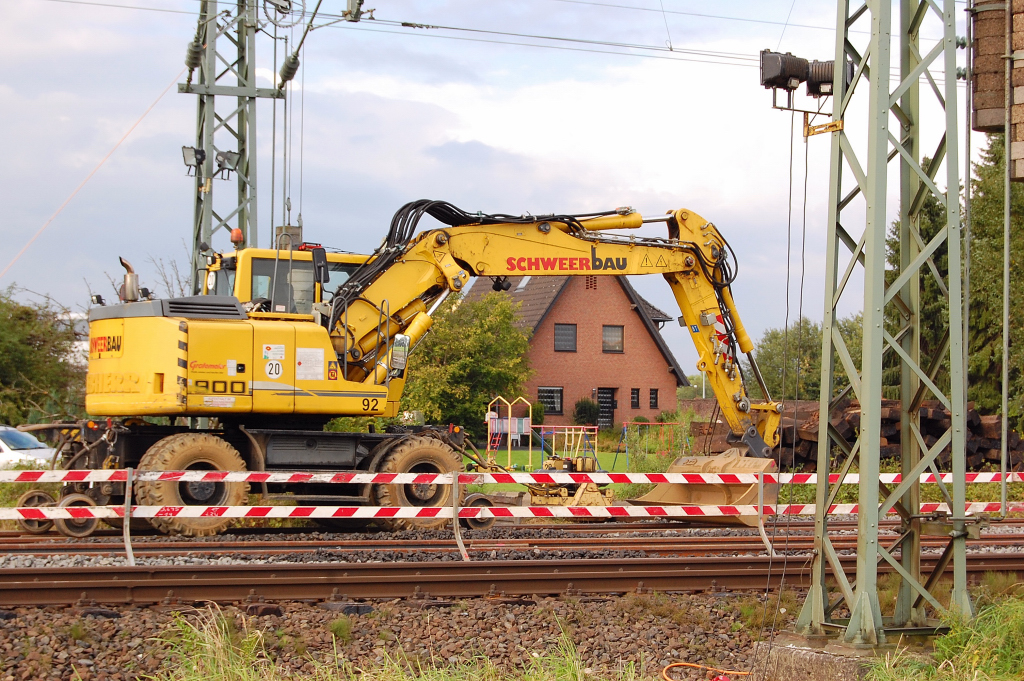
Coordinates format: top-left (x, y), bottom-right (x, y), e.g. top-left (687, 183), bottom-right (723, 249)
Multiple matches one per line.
top-left (205, 268), bottom-right (236, 297)
top-left (251, 258), bottom-right (359, 314)
top-left (252, 258), bottom-right (315, 314)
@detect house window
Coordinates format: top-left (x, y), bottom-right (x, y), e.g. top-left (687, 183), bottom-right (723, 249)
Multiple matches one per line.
top-left (602, 325), bottom-right (624, 353)
top-left (553, 324), bottom-right (577, 352)
top-left (650, 388), bottom-right (659, 409)
top-left (631, 388), bottom-right (640, 409)
top-left (538, 387), bottom-right (564, 415)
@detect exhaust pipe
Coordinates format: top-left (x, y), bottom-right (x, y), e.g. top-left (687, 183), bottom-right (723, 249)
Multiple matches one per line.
top-left (119, 257), bottom-right (140, 302)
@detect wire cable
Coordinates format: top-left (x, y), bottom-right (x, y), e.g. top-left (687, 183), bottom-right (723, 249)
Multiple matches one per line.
top-left (0, 67), bottom-right (185, 282)
top-left (775, 0), bottom-right (800, 50)
top-left (269, 21), bottom-right (279, 247)
top-left (751, 112), bottom-right (796, 675)
top-left (663, 661), bottom-right (750, 680)
top-left (657, 0), bottom-right (674, 51)
top-left (298, 42), bottom-right (306, 222)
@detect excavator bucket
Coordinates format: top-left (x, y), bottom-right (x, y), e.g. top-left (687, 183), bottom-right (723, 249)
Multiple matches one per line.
top-left (632, 449), bottom-right (777, 528)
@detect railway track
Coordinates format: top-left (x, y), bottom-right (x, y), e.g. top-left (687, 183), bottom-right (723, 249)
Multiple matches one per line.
top-left (2, 532), bottom-right (1023, 557)
top-left (2, 552), bottom-right (1022, 607)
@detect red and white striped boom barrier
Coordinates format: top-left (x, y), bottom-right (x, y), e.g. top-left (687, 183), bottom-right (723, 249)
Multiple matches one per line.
top-left (2, 470), bottom-right (1022, 485)
top-left (2, 468), bottom-right (1021, 564)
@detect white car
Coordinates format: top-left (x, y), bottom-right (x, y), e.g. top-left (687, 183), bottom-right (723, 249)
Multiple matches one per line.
top-left (0, 426), bottom-right (56, 468)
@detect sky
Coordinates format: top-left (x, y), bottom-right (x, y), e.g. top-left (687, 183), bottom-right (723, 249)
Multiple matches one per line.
top-left (0, 0), bottom-right (974, 374)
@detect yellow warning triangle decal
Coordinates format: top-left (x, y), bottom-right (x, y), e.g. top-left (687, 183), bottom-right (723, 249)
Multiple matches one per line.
top-left (640, 254), bottom-right (653, 267)
top-left (433, 250), bottom-right (447, 262)
top-left (655, 255), bottom-right (668, 267)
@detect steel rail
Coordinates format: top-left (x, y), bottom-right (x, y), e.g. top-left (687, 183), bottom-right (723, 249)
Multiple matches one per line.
top-left (2, 553), bottom-right (1022, 607)
top-left (1, 533), bottom-right (1020, 557)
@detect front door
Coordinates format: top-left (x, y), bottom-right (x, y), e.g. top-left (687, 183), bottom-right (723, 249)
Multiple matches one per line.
top-left (596, 388), bottom-right (616, 429)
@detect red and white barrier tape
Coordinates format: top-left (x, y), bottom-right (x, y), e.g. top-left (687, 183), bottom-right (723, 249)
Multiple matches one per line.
top-left (2, 469), bottom-right (1023, 485)
top-left (4, 501), bottom-right (1023, 521)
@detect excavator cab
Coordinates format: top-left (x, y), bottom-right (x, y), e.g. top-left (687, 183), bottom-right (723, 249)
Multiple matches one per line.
top-left (201, 247), bottom-right (366, 315)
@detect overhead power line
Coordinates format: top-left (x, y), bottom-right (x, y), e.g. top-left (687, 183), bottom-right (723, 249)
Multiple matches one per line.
top-left (23, 0), bottom-right (967, 80)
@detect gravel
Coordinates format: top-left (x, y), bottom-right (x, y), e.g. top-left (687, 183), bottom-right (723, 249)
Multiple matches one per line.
top-left (0, 591), bottom-right (785, 680)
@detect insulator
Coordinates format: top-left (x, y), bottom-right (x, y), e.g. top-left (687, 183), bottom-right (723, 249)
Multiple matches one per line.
top-left (185, 40), bottom-right (203, 71)
top-left (278, 53), bottom-right (300, 85)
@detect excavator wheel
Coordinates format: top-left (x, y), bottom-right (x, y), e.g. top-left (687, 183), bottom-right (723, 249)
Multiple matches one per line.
top-left (15, 490), bottom-right (55, 534)
top-left (372, 436), bottom-right (464, 531)
top-left (135, 433), bottom-right (248, 537)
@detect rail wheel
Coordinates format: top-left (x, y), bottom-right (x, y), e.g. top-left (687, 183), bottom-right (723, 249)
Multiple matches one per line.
top-left (15, 490), bottom-right (55, 534)
top-left (135, 433), bottom-right (248, 537)
top-left (373, 436), bottom-right (464, 531)
top-left (459, 493), bottom-right (495, 530)
top-left (54, 493), bottom-right (99, 538)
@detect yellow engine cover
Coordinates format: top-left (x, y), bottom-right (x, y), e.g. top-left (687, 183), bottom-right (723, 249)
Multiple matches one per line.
top-left (86, 309), bottom-right (389, 418)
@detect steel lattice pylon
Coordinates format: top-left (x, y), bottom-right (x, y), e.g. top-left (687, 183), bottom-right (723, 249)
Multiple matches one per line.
top-left (180, 0), bottom-right (283, 290)
top-left (795, 0), bottom-right (971, 645)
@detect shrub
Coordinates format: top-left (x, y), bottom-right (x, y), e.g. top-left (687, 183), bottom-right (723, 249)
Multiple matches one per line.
top-left (531, 401), bottom-right (545, 426)
top-left (572, 398), bottom-right (600, 426)
top-left (631, 415), bottom-right (650, 423)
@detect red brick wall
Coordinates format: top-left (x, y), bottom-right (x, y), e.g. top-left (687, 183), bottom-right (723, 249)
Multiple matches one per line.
top-left (524, 277), bottom-right (680, 427)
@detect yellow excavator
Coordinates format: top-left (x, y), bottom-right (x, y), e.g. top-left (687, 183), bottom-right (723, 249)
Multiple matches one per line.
top-left (22, 202), bottom-right (781, 537)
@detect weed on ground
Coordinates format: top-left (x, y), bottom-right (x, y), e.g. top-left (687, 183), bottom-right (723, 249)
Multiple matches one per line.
top-left (153, 607), bottom-right (652, 681)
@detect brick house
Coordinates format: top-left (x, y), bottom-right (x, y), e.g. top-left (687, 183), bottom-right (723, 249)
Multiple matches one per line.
top-left (464, 275), bottom-right (688, 428)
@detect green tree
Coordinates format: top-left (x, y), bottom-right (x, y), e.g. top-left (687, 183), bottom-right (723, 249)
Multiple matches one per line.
top-left (0, 288), bottom-right (85, 425)
top-left (747, 314), bottom-right (863, 402)
top-left (401, 292), bottom-right (532, 440)
top-left (676, 374), bottom-right (703, 400)
top-left (964, 135), bottom-right (1024, 427)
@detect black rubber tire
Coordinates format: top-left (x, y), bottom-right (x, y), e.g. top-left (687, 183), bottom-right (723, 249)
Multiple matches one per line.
top-left (372, 436), bottom-right (464, 531)
top-left (53, 493), bottom-right (99, 538)
top-left (135, 433), bottom-right (248, 537)
top-left (15, 490), bottom-right (55, 534)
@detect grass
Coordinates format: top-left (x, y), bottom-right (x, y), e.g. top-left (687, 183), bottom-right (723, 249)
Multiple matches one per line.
top-left (732, 588), bottom-right (800, 632)
top-left (329, 617), bottom-right (352, 645)
top-left (153, 607), bottom-right (645, 681)
top-left (473, 409), bottom-right (701, 500)
top-left (868, 594), bottom-right (1024, 681)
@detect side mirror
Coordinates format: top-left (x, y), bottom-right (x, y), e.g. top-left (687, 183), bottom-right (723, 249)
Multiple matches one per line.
top-left (389, 334), bottom-right (411, 377)
top-left (311, 247), bottom-right (330, 285)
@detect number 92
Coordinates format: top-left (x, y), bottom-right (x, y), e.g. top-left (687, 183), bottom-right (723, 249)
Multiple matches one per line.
top-left (361, 398), bottom-right (380, 411)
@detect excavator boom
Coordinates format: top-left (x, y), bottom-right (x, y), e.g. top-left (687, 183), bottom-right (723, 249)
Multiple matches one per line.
top-left (328, 202), bottom-right (781, 457)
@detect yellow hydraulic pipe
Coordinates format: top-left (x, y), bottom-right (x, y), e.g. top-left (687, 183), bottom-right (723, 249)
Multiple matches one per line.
top-left (361, 311), bottom-right (435, 385)
top-left (579, 213), bottom-right (643, 231)
top-left (403, 311), bottom-right (434, 346)
top-left (719, 286), bottom-right (753, 354)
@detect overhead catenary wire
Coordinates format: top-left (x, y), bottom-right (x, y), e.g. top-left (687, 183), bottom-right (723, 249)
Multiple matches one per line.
top-left (24, 0), bottom-right (970, 81)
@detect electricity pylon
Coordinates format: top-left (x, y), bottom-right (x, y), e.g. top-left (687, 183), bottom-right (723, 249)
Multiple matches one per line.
top-left (180, 0), bottom-right (282, 291)
top-left (795, 0), bottom-right (971, 646)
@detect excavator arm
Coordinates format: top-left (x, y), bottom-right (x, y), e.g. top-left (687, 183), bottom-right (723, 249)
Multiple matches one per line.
top-left (327, 201), bottom-right (781, 457)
